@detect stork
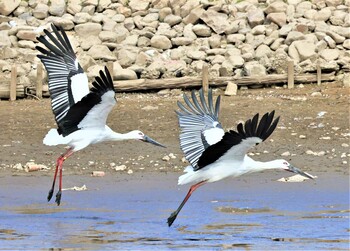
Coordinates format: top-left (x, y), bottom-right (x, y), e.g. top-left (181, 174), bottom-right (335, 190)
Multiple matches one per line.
top-left (36, 24), bottom-right (165, 205)
top-left (167, 88), bottom-right (313, 227)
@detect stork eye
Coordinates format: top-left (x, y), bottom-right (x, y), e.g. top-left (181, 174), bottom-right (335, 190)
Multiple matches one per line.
top-left (283, 162), bottom-right (288, 165)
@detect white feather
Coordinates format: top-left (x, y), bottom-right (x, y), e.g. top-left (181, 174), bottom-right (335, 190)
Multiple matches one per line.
top-left (70, 73), bottom-right (89, 103)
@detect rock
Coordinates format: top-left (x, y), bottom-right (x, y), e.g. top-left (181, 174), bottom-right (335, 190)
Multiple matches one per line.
top-left (0, 30), bottom-right (11, 47)
top-left (192, 24), bottom-right (211, 37)
top-left (255, 44), bottom-right (273, 59)
top-left (0, 0), bottom-right (20, 16)
top-left (180, 0), bottom-right (200, 18)
top-left (247, 8), bottom-right (265, 27)
top-left (12, 163), bottom-right (23, 171)
top-left (81, 35), bottom-right (101, 50)
top-left (314, 8), bottom-right (332, 22)
top-left (127, 169), bottom-right (133, 174)
top-left (117, 48), bottom-right (137, 67)
top-left (343, 73), bottom-right (350, 88)
top-left (114, 165), bottom-right (127, 171)
top-left (228, 55), bottom-right (245, 67)
top-left (183, 5), bottom-right (204, 24)
top-left (24, 162), bottom-right (49, 172)
top-left (285, 31), bottom-right (304, 45)
top-left (326, 31), bottom-right (345, 44)
top-left (67, 0), bottom-right (82, 15)
top-left (294, 41), bottom-right (316, 61)
top-left (187, 50), bottom-right (206, 60)
top-left (183, 24), bottom-right (197, 39)
top-left (159, 7), bottom-right (172, 21)
top-left (277, 173), bottom-right (315, 182)
top-left (244, 61), bottom-right (266, 76)
top-left (227, 34), bottom-right (245, 43)
top-left (141, 105), bottom-right (158, 110)
top-left (151, 35), bottom-right (172, 49)
top-left (88, 45), bottom-right (116, 60)
top-left (267, 12), bottom-right (286, 27)
top-left (311, 91), bottom-right (322, 97)
top-left (171, 37), bottom-right (193, 46)
top-left (91, 171), bottom-right (105, 177)
top-left (128, 0), bottom-right (150, 12)
top-left (33, 4), bottom-right (49, 19)
top-left (99, 30), bottom-right (118, 42)
top-left (16, 29), bottom-right (38, 42)
top-left (296, 1), bottom-right (312, 15)
top-left (251, 25), bottom-right (265, 35)
top-left (265, 2), bottom-right (288, 14)
top-left (299, 135), bottom-right (306, 139)
top-left (49, 0), bottom-right (66, 16)
top-left (281, 151), bottom-right (291, 156)
top-left (164, 14), bottom-right (182, 26)
top-left (324, 35), bottom-right (336, 48)
top-left (201, 9), bottom-right (230, 34)
top-left (320, 49), bottom-right (339, 61)
top-left (224, 81), bottom-right (237, 96)
top-left (114, 68), bottom-right (137, 80)
top-left (162, 155), bottom-right (170, 161)
top-left (75, 23), bottom-right (102, 36)
top-left (73, 12), bottom-right (92, 24)
top-left (343, 40), bottom-right (350, 50)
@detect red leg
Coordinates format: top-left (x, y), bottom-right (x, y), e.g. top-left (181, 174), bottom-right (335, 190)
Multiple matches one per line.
top-left (167, 180), bottom-right (207, 227)
top-left (47, 148), bottom-right (73, 206)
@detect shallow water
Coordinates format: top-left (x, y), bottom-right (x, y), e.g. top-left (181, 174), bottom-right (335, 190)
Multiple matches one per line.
top-left (0, 172), bottom-right (349, 250)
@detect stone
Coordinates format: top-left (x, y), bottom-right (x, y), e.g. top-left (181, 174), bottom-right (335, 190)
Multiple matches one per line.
top-left (33, 4), bottom-right (49, 19)
top-left (247, 8), bottom-right (265, 27)
top-left (285, 31), bottom-right (305, 45)
top-left (117, 48), bottom-right (137, 67)
top-left (296, 1), bottom-right (312, 15)
top-left (18, 40), bottom-right (35, 49)
top-left (187, 50), bottom-right (206, 60)
top-left (114, 68), bottom-right (137, 80)
top-left (267, 12), bottom-right (286, 27)
top-left (343, 73), bottom-right (350, 87)
top-left (192, 24), bottom-right (211, 37)
top-left (183, 24), bottom-right (197, 39)
top-left (0, 0), bottom-right (20, 16)
top-left (171, 37), bottom-right (193, 46)
top-left (326, 31), bottom-right (345, 44)
top-left (244, 61), bottom-right (266, 76)
top-left (314, 8), bottom-right (332, 22)
top-left (227, 34), bottom-right (245, 43)
top-left (0, 47), bottom-right (18, 59)
top-left (99, 30), bottom-right (118, 42)
top-left (143, 13), bottom-right (159, 23)
top-left (67, 0), bottom-right (82, 15)
top-left (265, 2), bottom-right (288, 14)
top-left (88, 44), bottom-right (116, 60)
top-left (151, 35), bottom-right (172, 49)
top-left (164, 14), bottom-right (182, 26)
top-left (208, 34), bottom-right (221, 48)
top-left (183, 5), bottom-right (204, 24)
top-left (75, 23), bottom-right (102, 36)
top-left (201, 9), bottom-right (230, 35)
top-left (294, 41), bottom-right (316, 61)
top-left (180, 0), bottom-right (200, 18)
top-left (324, 35), bottom-right (336, 48)
top-left (0, 30), bottom-right (11, 47)
top-left (97, 0), bottom-right (111, 12)
top-left (228, 55), bottom-right (245, 67)
top-left (320, 49), bottom-right (339, 61)
top-left (128, 0), bottom-right (150, 12)
top-left (73, 12), bottom-right (92, 24)
top-left (255, 44), bottom-right (273, 59)
top-left (114, 24), bottom-right (129, 43)
top-left (122, 34), bottom-right (139, 46)
top-left (343, 40), bottom-right (350, 50)
top-left (49, 0), bottom-right (66, 16)
top-left (251, 25), bottom-right (266, 35)
top-left (224, 81), bottom-right (238, 96)
top-left (270, 38), bottom-right (285, 50)
top-left (16, 29), bottom-right (38, 42)
top-left (159, 7), bottom-right (172, 22)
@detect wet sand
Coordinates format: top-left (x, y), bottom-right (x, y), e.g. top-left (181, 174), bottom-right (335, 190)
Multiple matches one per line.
top-left (0, 172), bottom-right (348, 250)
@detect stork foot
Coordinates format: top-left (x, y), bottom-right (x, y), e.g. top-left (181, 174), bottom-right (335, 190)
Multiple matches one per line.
top-left (167, 211), bottom-right (178, 227)
top-left (55, 191), bottom-right (62, 206)
top-left (47, 188), bottom-right (54, 202)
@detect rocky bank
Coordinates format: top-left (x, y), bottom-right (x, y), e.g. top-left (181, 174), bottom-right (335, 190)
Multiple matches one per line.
top-left (0, 0), bottom-right (349, 90)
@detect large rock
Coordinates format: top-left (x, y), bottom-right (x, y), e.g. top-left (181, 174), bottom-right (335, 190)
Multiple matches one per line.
top-left (81, 35), bottom-right (101, 51)
top-left (49, 0), bottom-right (66, 16)
top-left (0, 0), bottom-right (20, 16)
top-left (164, 14), bottom-right (182, 26)
top-left (247, 8), bottom-right (265, 27)
top-left (75, 23), bottom-right (102, 36)
top-left (117, 48), bottom-right (137, 67)
top-left (320, 49), bottom-right (339, 61)
top-left (180, 0), bottom-right (200, 18)
top-left (0, 31), bottom-right (11, 47)
top-left (99, 30), bottom-right (118, 42)
top-left (244, 61), bottom-right (266, 76)
top-left (255, 44), bottom-right (273, 59)
top-left (267, 12), bottom-right (286, 27)
top-left (183, 5), bottom-right (204, 24)
top-left (88, 44), bottom-right (116, 60)
top-left (314, 8), bottom-right (332, 22)
top-left (201, 9), bottom-right (230, 35)
top-left (33, 4), bottom-right (49, 19)
top-left (114, 68), bottom-right (137, 80)
top-left (151, 35), bottom-right (172, 49)
top-left (73, 12), bottom-right (92, 24)
top-left (192, 24), bottom-right (211, 37)
top-left (16, 29), bottom-right (38, 42)
top-left (285, 31), bottom-right (305, 45)
top-left (187, 50), bottom-right (206, 60)
top-left (293, 40), bottom-right (317, 61)
top-left (171, 37), bottom-right (193, 46)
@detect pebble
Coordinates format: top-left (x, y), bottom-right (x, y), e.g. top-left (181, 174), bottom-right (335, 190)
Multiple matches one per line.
top-left (127, 169), bottom-right (133, 174)
top-left (114, 165), bottom-right (127, 171)
top-left (141, 105), bottom-right (158, 110)
top-left (332, 127), bottom-right (340, 131)
top-left (181, 157), bottom-right (187, 163)
top-left (317, 151), bottom-right (326, 156)
top-left (343, 161), bottom-right (348, 164)
top-left (341, 143), bottom-right (349, 147)
top-left (91, 171), bottom-right (105, 177)
top-left (320, 136), bottom-right (331, 140)
top-left (88, 161), bottom-right (95, 166)
top-left (24, 162), bottom-right (49, 172)
top-left (299, 135), bottom-right (306, 139)
top-left (277, 173), bottom-right (316, 182)
top-left (109, 162), bottom-right (116, 167)
top-left (340, 153), bottom-right (347, 158)
top-left (162, 155), bottom-right (170, 161)
top-left (169, 153), bottom-right (176, 159)
top-left (281, 151), bottom-right (291, 157)
top-left (311, 92), bottom-right (322, 97)
top-left (12, 163), bottom-right (23, 170)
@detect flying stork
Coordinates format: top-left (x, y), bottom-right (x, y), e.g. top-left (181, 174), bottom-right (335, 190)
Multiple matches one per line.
top-left (167, 88), bottom-right (313, 227)
top-left (36, 24), bottom-right (165, 206)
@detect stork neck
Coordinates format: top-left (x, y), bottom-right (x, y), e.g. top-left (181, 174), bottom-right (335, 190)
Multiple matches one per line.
top-left (110, 131), bottom-right (137, 141)
top-left (245, 157), bottom-right (281, 172)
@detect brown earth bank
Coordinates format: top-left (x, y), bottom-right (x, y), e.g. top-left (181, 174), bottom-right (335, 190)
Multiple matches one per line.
top-left (0, 83), bottom-right (349, 178)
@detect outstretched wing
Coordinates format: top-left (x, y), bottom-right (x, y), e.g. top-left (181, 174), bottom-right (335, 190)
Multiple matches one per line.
top-left (177, 89), bottom-right (225, 169)
top-left (36, 24), bottom-right (89, 125)
top-left (58, 67), bottom-right (116, 136)
top-left (197, 111), bottom-right (280, 170)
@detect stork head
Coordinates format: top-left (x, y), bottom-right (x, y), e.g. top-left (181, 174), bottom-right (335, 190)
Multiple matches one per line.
top-left (278, 159), bottom-right (314, 179)
top-left (130, 130), bottom-right (166, 148)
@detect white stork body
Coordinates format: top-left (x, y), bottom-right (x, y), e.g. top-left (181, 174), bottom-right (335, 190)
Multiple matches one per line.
top-left (36, 24), bottom-right (164, 205)
top-left (167, 89), bottom-right (314, 227)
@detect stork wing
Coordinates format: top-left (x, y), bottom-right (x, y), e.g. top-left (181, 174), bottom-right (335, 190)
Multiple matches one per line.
top-left (57, 67), bottom-right (116, 136)
top-left (177, 89), bottom-right (225, 169)
top-left (197, 111), bottom-right (280, 170)
top-left (36, 24), bottom-right (89, 125)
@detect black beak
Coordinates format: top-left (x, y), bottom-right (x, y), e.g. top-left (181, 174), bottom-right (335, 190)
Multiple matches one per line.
top-left (288, 164), bottom-right (314, 179)
top-left (142, 135), bottom-right (166, 148)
